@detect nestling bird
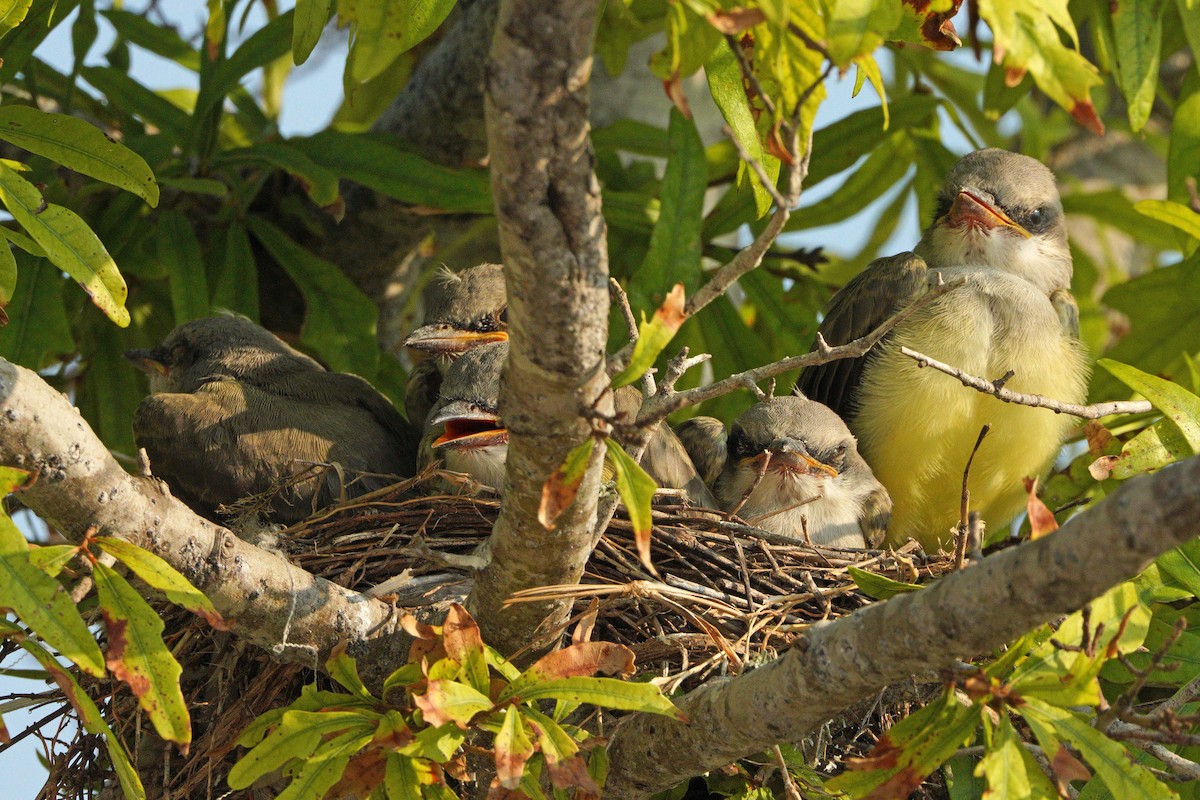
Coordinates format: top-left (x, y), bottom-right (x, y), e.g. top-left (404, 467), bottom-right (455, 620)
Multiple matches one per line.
top-left (796, 149), bottom-right (1089, 549)
top-left (677, 395), bottom-right (891, 547)
top-left (405, 263), bottom-right (714, 505)
top-left (404, 263), bottom-right (507, 426)
top-left (126, 316), bottom-right (419, 523)
top-left (419, 340), bottom-right (509, 492)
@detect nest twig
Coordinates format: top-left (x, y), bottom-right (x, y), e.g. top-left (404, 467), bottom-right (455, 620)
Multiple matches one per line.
top-left (17, 473), bottom-right (954, 799)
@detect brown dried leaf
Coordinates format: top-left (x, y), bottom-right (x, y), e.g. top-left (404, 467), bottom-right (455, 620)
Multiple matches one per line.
top-left (663, 75), bottom-right (693, 120)
top-left (706, 7), bottom-right (766, 34)
top-left (525, 641), bottom-right (637, 681)
top-left (1023, 477), bottom-right (1059, 539)
top-left (547, 755), bottom-right (600, 794)
top-left (1084, 421), bottom-right (1115, 456)
top-left (1089, 455), bottom-right (1119, 481)
top-left (572, 599), bottom-right (600, 645)
top-left (539, 439), bottom-right (595, 530)
top-left (442, 604), bottom-right (484, 664)
top-left (1049, 744), bottom-right (1092, 790)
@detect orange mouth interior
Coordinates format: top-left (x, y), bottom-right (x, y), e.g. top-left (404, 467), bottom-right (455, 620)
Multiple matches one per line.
top-left (434, 418), bottom-right (509, 448)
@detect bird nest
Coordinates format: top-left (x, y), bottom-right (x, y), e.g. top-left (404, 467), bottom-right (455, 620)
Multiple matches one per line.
top-left (31, 472), bottom-right (956, 800)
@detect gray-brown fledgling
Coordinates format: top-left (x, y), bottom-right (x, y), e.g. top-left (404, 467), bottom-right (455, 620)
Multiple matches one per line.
top-left (404, 264), bottom-right (507, 426)
top-left (126, 316), bottom-right (419, 523)
top-left (795, 149), bottom-right (1088, 549)
top-left (677, 395), bottom-right (891, 548)
top-left (418, 340), bottom-right (509, 492)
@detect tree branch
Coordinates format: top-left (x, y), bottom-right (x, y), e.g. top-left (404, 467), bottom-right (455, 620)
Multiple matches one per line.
top-left (0, 359), bottom-right (412, 690)
top-left (602, 454), bottom-right (1200, 797)
top-left (899, 346), bottom-right (1155, 419)
top-left (470, 0), bottom-right (610, 657)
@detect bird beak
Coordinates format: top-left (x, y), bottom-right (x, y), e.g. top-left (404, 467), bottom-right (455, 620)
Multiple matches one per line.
top-left (430, 402), bottom-right (508, 450)
top-left (756, 440), bottom-right (839, 478)
top-left (404, 324), bottom-right (508, 357)
top-left (124, 348), bottom-right (168, 376)
top-left (947, 189), bottom-right (1032, 239)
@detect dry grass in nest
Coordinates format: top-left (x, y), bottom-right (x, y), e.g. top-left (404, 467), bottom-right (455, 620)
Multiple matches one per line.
top-left (26, 473), bottom-right (956, 799)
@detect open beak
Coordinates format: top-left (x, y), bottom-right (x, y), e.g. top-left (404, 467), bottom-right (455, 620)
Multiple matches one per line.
top-left (430, 403), bottom-right (508, 450)
top-left (750, 448), bottom-right (839, 479)
top-left (947, 190), bottom-right (1031, 239)
top-left (123, 348), bottom-right (168, 377)
top-left (404, 325), bottom-right (508, 357)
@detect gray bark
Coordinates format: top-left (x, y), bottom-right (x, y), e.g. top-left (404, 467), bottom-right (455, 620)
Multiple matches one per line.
top-left (467, 0), bottom-right (611, 657)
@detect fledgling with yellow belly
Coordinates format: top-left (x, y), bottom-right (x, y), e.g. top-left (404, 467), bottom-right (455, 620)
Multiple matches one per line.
top-left (795, 149), bottom-right (1091, 550)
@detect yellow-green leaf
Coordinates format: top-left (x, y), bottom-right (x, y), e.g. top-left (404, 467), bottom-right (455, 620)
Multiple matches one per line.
top-left (516, 677), bottom-right (684, 719)
top-left (93, 560), bottom-right (191, 747)
top-left (0, 105), bottom-right (159, 206)
top-left (341, 0), bottom-right (457, 84)
top-left (325, 645), bottom-right (374, 699)
top-left (977, 0), bottom-right (1104, 134)
top-left (5, 630), bottom-right (145, 799)
top-left (275, 727), bottom-right (373, 800)
top-left (0, 0), bottom-right (33, 38)
top-left (413, 680), bottom-right (492, 728)
top-left (848, 566), bottom-right (923, 600)
top-left (611, 284), bottom-right (687, 388)
top-left (229, 710), bottom-right (374, 787)
top-left (26, 544), bottom-right (77, 577)
top-left (0, 480), bottom-right (105, 678)
top-left (825, 0), bottom-right (902, 65)
top-left (293, 0), bottom-right (332, 64)
top-left (0, 224), bottom-right (45, 257)
top-left (603, 437), bottom-right (658, 573)
top-left (976, 716), bottom-right (1032, 800)
top-left (1135, 199), bottom-right (1200, 248)
top-left (94, 537), bottom-right (226, 629)
top-left (386, 752), bottom-right (425, 800)
top-left (519, 704), bottom-right (579, 764)
top-left (0, 162), bottom-right (129, 326)
top-left (891, 0), bottom-right (962, 50)
top-left (0, 234), bottom-right (16, 310)
top-left (495, 706), bottom-right (536, 789)
top-left (1100, 359), bottom-right (1200, 452)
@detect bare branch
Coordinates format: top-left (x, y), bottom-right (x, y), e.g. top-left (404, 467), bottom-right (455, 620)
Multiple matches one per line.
top-left (899, 346), bottom-right (1155, 419)
top-left (602, 453), bottom-right (1200, 797)
top-left (640, 276), bottom-right (965, 424)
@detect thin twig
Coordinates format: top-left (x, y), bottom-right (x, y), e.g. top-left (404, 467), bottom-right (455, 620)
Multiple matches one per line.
top-left (610, 277), bottom-right (638, 348)
top-left (954, 425), bottom-right (990, 568)
top-left (638, 276), bottom-right (964, 425)
top-left (899, 347), bottom-right (1154, 419)
top-left (724, 125), bottom-right (788, 208)
top-left (725, 34), bottom-right (777, 118)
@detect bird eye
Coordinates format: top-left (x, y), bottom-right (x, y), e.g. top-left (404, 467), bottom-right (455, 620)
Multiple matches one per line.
top-left (1025, 206), bottom-right (1051, 232)
top-left (730, 430), bottom-right (752, 457)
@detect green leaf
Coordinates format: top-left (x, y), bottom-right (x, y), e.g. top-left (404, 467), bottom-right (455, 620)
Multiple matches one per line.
top-left (0, 0), bottom-right (81, 85)
top-left (94, 537), bottom-right (226, 629)
top-left (341, 0), bottom-right (457, 84)
top-left (211, 223), bottom-right (259, 320)
top-left (976, 716), bottom-right (1031, 800)
top-left (784, 135), bottom-right (911, 231)
top-left (515, 676), bottom-right (683, 718)
top-left (0, 233), bottom-right (16, 310)
top-left (495, 706), bottom-right (536, 789)
top-left (808, 96), bottom-right (939, 187)
top-left (0, 478), bottom-right (105, 678)
top-left (247, 215), bottom-right (380, 377)
top-left (92, 560), bottom-right (191, 747)
top-left (611, 284), bottom-right (687, 389)
top-left (229, 710), bottom-right (375, 788)
top-left (1100, 359), bottom-right (1200, 451)
top-left (1020, 699), bottom-right (1177, 800)
top-left (192, 10), bottom-right (294, 155)
top-left (1135, 199), bottom-right (1200, 246)
top-left (650, 0), bottom-right (721, 80)
top-left (400, 721), bottom-right (466, 762)
top-left (155, 210), bottom-right (209, 325)
top-left (0, 163), bottom-right (129, 326)
top-left (290, 130), bottom-right (493, 213)
top-left (706, 42), bottom-right (779, 219)
top-left (1157, 539), bottom-right (1200, 596)
top-left (6, 631), bottom-right (145, 799)
top-left (81, 66), bottom-right (193, 140)
top-left (326, 647), bottom-right (374, 699)
top-left (1113, 0), bottom-right (1165, 132)
top-left (603, 438), bottom-right (657, 566)
top-left (222, 142), bottom-right (341, 209)
top-left (848, 566), bottom-right (923, 600)
top-left (0, 105), bottom-right (159, 207)
top-left (0, 0), bottom-right (33, 37)
top-left (1169, 91), bottom-right (1200, 208)
top-left (520, 705), bottom-right (580, 766)
top-left (293, 0), bottom-right (332, 64)
top-left (101, 8), bottom-right (200, 70)
top-left (386, 753), bottom-right (424, 800)
top-left (276, 727), bottom-right (374, 800)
